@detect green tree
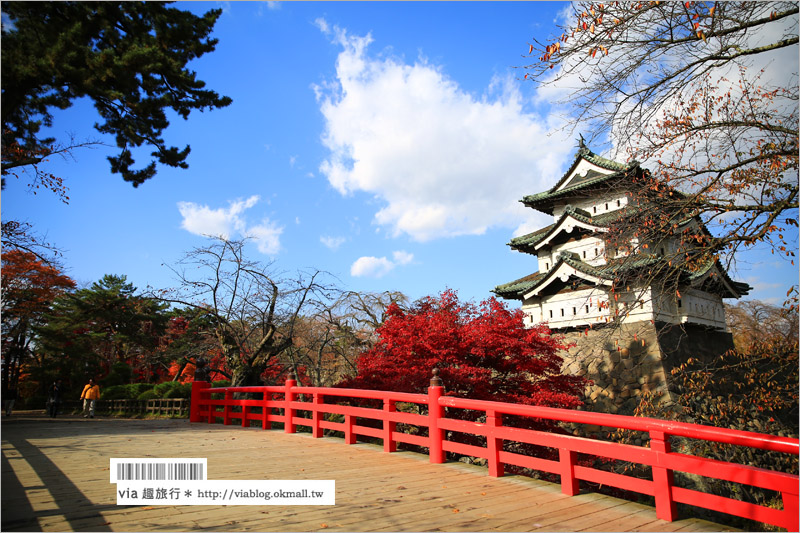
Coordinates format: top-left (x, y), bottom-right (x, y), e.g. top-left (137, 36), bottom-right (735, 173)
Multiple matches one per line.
top-left (1, 1), bottom-right (232, 192)
top-left (36, 274), bottom-right (168, 384)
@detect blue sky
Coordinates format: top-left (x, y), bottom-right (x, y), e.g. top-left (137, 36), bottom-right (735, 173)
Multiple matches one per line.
top-left (2, 1), bottom-right (796, 307)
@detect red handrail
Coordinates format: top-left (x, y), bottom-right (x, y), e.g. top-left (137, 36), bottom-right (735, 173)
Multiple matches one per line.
top-left (189, 375), bottom-right (799, 531)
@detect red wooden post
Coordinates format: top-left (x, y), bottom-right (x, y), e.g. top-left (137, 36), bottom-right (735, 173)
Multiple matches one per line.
top-left (312, 393), bottom-right (323, 438)
top-left (344, 413), bottom-right (356, 444)
top-left (383, 399), bottom-right (397, 453)
top-left (285, 374), bottom-right (297, 433)
top-left (782, 490), bottom-right (799, 532)
top-left (208, 395), bottom-right (215, 423)
top-left (650, 430), bottom-right (677, 522)
top-left (262, 392), bottom-right (272, 430)
top-left (486, 410), bottom-right (504, 477)
top-left (223, 390), bottom-right (232, 425)
top-left (190, 381), bottom-right (211, 423)
top-left (428, 369), bottom-right (445, 464)
top-left (242, 403), bottom-right (249, 427)
top-left (559, 449), bottom-right (579, 495)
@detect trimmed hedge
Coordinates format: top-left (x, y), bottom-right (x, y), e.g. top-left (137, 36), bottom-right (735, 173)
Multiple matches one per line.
top-left (101, 383), bottom-right (156, 400)
top-left (100, 382), bottom-right (192, 400)
top-left (137, 390), bottom-right (160, 401)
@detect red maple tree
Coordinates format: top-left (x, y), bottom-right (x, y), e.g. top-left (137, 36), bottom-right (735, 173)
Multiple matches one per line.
top-left (1, 250), bottom-right (75, 395)
top-left (340, 290), bottom-right (587, 409)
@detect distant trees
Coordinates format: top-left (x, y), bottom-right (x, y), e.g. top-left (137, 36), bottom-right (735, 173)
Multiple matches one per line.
top-left (156, 308), bottom-right (225, 383)
top-left (160, 238), bottom-right (338, 387)
top-left (284, 290), bottom-right (408, 387)
top-left (615, 300), bottom-right (798, 524)
top-left (35, 274), bottom-right (168, 388)
top-left (726, 299), bottom-right (798, 352)
top-left (1, 1), bottom-right (232, 192)
top-left (1, 233), bottom-right (410, 397)
top-left (525, 2), bottom-right (798, 308)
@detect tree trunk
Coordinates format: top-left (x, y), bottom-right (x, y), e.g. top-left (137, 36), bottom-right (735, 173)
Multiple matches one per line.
top-left (229, 364), bottom-right (269, 399)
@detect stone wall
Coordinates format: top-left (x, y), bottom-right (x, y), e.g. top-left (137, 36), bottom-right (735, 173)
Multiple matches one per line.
top-left (559, 321), bottom-right (735, 416)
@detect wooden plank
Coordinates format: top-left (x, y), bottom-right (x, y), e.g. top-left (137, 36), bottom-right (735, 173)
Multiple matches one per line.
top-left (2, 414), bottom-right (738, 532)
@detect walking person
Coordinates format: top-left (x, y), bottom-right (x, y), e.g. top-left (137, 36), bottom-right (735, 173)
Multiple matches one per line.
top-left (48, 380), bottom-right (62, 418)
top-left (80, 378), bottom-right (100, 418)
top-left (4, 384), bottom-right (18, 417)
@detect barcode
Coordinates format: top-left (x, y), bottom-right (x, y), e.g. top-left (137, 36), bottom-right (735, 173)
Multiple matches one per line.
top-left (110, 458), bottom-right (207, 482)
top-left (116, 462), bottom-right (204, 481)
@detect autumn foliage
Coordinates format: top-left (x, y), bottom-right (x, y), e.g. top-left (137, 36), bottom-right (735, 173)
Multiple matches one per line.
top-left (341, 290), bottom-right (587, 409)
top-left (613, 301), bottom-right (798, 528)
top-left (1, 250), bottom-right (75, 396)
top-left (524, 1), bottom-right (798, 309)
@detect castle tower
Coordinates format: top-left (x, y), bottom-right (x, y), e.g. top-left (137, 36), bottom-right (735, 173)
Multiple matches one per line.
top-left (494, 141), bottom-right (750, 413)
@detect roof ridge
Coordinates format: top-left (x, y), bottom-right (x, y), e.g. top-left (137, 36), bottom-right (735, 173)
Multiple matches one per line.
top-left (541, 141), bottom-right (634, 197)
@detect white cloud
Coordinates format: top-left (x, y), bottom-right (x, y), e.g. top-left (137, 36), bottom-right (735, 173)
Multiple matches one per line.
top-left (255, 1), bottom-right (279, 16)
top-left (177, 196), bottom-right (283, 255)
top-left (314, 22), bottom-right (573, 243)
top-left (351, 256), bottom-right (395, 278)
top-left (313, 17), bottom-right (330, 36)
top-left (246, 220), bottom-right (283, 255)
top-left (392, 250), bottom-right (414, 265)
top-left (320, 235), bottom-right (346, 251)
top-left (350, 250), bottom-right (415, 278)
top-left (177, 196), bottom-right (259, 238)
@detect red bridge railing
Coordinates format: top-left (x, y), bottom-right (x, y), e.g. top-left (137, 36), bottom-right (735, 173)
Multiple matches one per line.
top-left (190, 373), bottom-right (799, 531)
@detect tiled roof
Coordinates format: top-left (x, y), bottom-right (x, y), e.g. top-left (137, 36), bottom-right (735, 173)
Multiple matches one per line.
top-left (521, 143), bottom-right (639, 214)
top-left (492, 271), bottom-right (546, 298)
top-left (509, 224), bottom-right (555, 250)
top-left (685, 259), bottom-right (751, 296)
top-left (521, 169), bottom-right (634, 211)
top-left (558, 252), bottom-right (662, 281)
top-left (509, 206), bottom-right (623, 253)
top-left (494, 251), bottom-right (751, 301)
top-left (551, 142), bottom-right (634, 192)
top-left (494, 252), bottom-right (673, 301)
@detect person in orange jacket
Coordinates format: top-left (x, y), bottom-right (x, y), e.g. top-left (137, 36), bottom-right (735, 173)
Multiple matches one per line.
top-left (80, 378), bottom-right (100, 418)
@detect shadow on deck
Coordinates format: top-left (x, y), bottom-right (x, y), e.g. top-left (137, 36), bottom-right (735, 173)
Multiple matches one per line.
top-left (1, 414), bottom-right (736, 532)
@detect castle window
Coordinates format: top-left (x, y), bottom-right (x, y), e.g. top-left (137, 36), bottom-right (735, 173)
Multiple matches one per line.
top-left (593, 206), bottom-right (597, 214)
top-left (549, 310), bottom-right (553, 319)
top-left (678, 298), bottom-right (682, 308)
top-left (572, 307), bottom-right (577, 315)
top-left (617, 199), bottom-right (621, 207)
top-left (585, 305), bottom-right (590, 313)
top-left (561, 309), bottom-right (565, 317)
top-left (605, 203), bottom-right (608, 210)
top-left (582, 250), bottom-right (586, 258)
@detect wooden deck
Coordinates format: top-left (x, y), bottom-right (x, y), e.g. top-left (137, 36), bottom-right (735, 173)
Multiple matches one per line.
top-left (2, 413), bottom-right (736, 532)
